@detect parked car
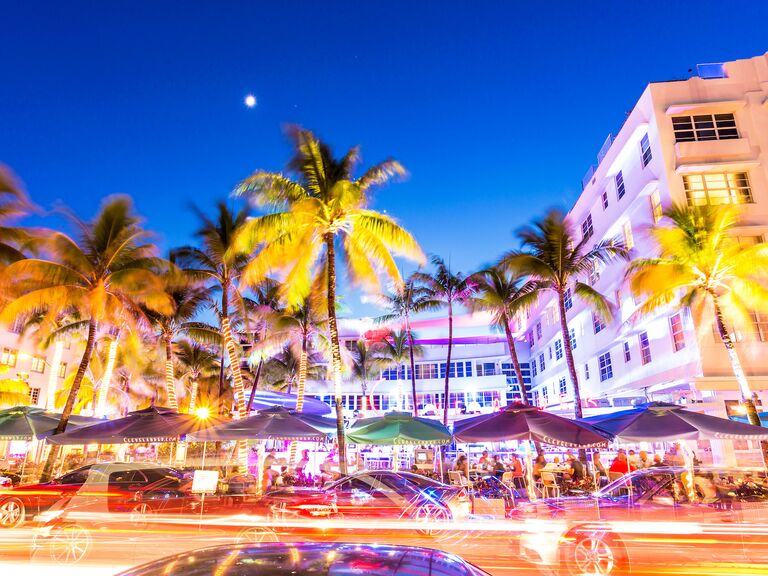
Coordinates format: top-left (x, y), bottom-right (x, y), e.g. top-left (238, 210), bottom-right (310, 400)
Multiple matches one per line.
top-left (518, 466), bottom-right (768, 575)
top-left (115, 542), bottom-right (491, 575)
top-left (260, 470), bottom-right (471, 524)
top-left (0, 462), bottom-right (186, 527)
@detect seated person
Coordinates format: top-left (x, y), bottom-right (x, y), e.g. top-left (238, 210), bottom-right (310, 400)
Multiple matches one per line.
top-left (491, 455), bottom-right (506, 478)
top-left (543, 456), bottom-right (564, 472)
top-left (609, 453), bottom-right (637, 475)
top-left (566, 453), bottom-right (585, 483)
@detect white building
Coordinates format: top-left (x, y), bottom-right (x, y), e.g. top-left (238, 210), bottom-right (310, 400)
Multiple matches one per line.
top-left (522, 53), bottom-right (768, 463)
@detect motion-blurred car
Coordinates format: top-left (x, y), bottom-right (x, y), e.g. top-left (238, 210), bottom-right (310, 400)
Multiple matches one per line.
top-left (116, 542), bottom-right (491, 575)
top-left (260, 470), bottom-right (471, 523)
top-left (0, 462), bottom-right (186, 528)
top-left (519, 466), bottom-right (768, 575)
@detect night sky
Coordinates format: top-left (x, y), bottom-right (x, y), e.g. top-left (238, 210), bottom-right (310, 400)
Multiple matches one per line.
top-left (2, 1), bottom-right (766, 315)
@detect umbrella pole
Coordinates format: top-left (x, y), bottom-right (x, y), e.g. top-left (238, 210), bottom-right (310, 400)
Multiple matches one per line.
top-left (19, 441), bottom-right (28, 480)
top-left (438, 447), bottom-right (443, 481)
top-left (201, 441), bottom-right (207, 470)
top-left (525, 444), bottom-right (536, 502)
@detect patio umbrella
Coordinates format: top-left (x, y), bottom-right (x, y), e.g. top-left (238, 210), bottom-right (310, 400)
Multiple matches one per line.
top-left (580, 401), bottom-right (768, 443)
top-left (245, 390), bottom-right (331, 416)
top-left (0, 406), bottom-right (102, 441)
top-left (452, 403), bottom-right (608, 447)
top-left (189, 406), bottom-right (337, 441)
top-left (45, 406), bottom-right (221, 445)
top-left (346, 412), bottom-right (452, 445)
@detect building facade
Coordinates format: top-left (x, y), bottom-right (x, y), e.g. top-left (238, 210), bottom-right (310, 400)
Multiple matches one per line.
top-left (521, 53), bottom-right (768, 462)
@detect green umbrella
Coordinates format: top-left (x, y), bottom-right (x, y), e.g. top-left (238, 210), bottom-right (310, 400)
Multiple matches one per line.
top-left (346, 411), bottom-right (452, 446)
top-left (0, 406), bottom-right (102, 441)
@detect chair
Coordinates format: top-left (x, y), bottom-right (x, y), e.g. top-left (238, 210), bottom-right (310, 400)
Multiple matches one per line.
top-left (608, 471), bottom-right (624, 484)
top-left (540, 471), bottom-right (560, 499)
top-left (448, 471), bottom-right (469, 486)
top-left (501, 471), bottom-right (514, 486)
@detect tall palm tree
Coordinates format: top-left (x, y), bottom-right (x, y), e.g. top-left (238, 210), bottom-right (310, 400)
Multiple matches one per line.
top-left (0, 165), bottom-right (35, 267)
top-left (0, 374), bottom-right (31, 408)
top-left (146, 271), bottom-right (219, 411)
top-left (376, 278), bottom-right (437, 416)
top-left (173, 339), bottom-right (220, 414)
top-left (347, 339), bottom-right (387, 413)
top-left (502, 209), bottom-right (627, 421)
top-left (0, 197), bottom-right (172, 481)
top-left (263, 345), bottom-right (325, 395)
top-left (413, 256), bottom-right (475, 425)
top-left (234, 126), bottom-right (424, 473)
top-left (626, 203), bottom-right (768, 426)
top-left (245, 278), bottom-right (283, 413)
top-left (378, 329), bottom-right (424, 412)
top-left (469, 266), bottom-right (538, 405)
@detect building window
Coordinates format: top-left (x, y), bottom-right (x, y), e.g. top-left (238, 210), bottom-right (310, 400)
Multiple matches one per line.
top-left (581, 214), bottom-right (594, 241)
top-left (592, 312), bottom-right (606, 334)
top-left (554, 339), bottom-right (563, 360)
top-left (539, 353), bottom-right (545, 373)
top-left (623, 220), bottom-right (634, 250)
top-left (532, 390), bottom-right (539, 406)
top-left (559, 377), bottom-right (567, 396)
top-left (584, 363), bottom-right (590, 380)
top-left (650, 190), bottom-right (663, 224)
top-left (535, 322), bottom-right (542, 341)
top-left (670, 313), bottom-right (686, 352)
top-left (623, 341), bottom-right (631, 362)
top-left (601, 190), bottom-right (609, 210)
top-left (640, 133), bottom-right (652, 167)
top-left (588, 261), bottom-right (601, 286)
top-left (531, 360), bottom-right (538, 377)
top-left (683, 172), bottom-right (752, 206)
top-left (672, 113), bottom-right (738, 142)
top-left (569, 327), bottom-right (577, 350)
top-left (58, 362), bottom-right (67, 378)
top-left (31, 356), bottom-right (46, 374)
top-left (615, 171), bottom-right (626, 200)
top-left (475, 362), bottom-right (497, 377)
top-left (736, 235), bottom-right (763, 247)
top-left (548, 346), bottom-right (553, 360)
top-left (0, 348), bottom-right (18, 367)
top-left (563, 287), bottom-right (572, 311)
top-left (28, 387), bottom-right (40, 405)
top-left (599, 352), bottom-right (613, 382)
top-left (541, 385), bottom-right (548, 403)
top-left (639, 331), bottom-right (652, 365)
top-left (526, 330), bottom-right (534, 347)
top-left (414, 363), bottom-right (439, 379)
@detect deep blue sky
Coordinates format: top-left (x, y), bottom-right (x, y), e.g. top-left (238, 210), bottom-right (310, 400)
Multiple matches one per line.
top-left (2, 1), bottom-right (766, 314)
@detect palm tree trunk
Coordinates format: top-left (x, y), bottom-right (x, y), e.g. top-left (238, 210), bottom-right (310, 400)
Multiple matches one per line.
top-left (45, 340), bottom-right (64, 410)
top-left (96, 335), bottom-right (119, 417)
top-left (443, 299), bottom-right (453, 426)
top-left (713, 297), bottom-right (761, 426)
top-left (221, 289), bottom-right (248, 474)
top-left (164, 334), bottom-right (178, 410)
top-left (246, 358), bottom-right (263, 414)
top-left (188, 379), bottom-right (199, 414)
top-left (325, 233), bottom-right (348, 475)
top-left (502, 312), bottom-right (528, 406)
top-left (406, 310), bottom-right (418, 417)
top-left (288, 337), bottom-right (309, 466)
top-left (557, 290), bottom-right (587, 465)
top-left (217, 345), bottom-right (226, 412)
top-left (40, 318), bottom-right (98, 482)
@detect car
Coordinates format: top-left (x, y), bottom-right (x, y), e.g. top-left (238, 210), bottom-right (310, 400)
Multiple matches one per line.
top-left (518, 466), bottom-right (768, 575)
top-left (0, 462), bottom-right (186, 528)
top-left (259, 470), bottom-right (471, 524)
top-left (115, 542), bottom-right (492, 575)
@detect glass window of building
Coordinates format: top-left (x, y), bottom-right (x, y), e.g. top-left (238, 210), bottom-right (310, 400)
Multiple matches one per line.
top-left (526, 330), bottom-right (534, 347)
top-left (640, 133), bottom-right (652, 167)
top-left (650, 190), bottom-right (663, 224)
top-left (672, 113), bottom-right (738, 142)
top-left (28, 387), bottom-right (40, 405)
top-left (683, 172), bottom-right (752, 206)
top-left (0, 348), bottom-right (18, 367)
top-left (558, 377), bottom-right (567, 396)
top-left (563, 287), bottom-right (572, 311)
top-left (670, 313), bottom-right (686, 352)
top-left (581, 213), bottom-right (594, 241)
top-left (531, 360), bottom-right (538, 377)
top-left (601, 190), bottom-right (609, 210)
top-left (569, 327), bottom-right (577, 350)
top-left (615, 171), bottom-right (626, 200)
top-left (623, 220), bottom-right (634, 250)
top-left (639, 331), bottom-right (652, 365)
top-left (623, 341), bottom-right (631, 362)
top-left (539, 353), bottom-right (545, 372)
top-left (736, 235), bottom-right (763, 247)
top-left (536, 322), bottom-right (542, 340)
top-left (31, 356), bottom-right (46, 373)
top-left (541, 385), bottom-right (548, 402)
top-left (584, 362), bottom-right (590, 380)
top-left (592, 312), bottom-right (606, 334)
top-left (554, 339), bottom-right (563, 360)
top-left (599, 352), bottom-right (613, 382)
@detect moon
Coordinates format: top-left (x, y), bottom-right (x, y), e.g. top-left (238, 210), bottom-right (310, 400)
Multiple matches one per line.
top-left (244, 94), bottom-right (257, 108)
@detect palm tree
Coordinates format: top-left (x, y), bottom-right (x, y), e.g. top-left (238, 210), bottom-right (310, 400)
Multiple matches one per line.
top-left (234, 126), bottom-right (424, 473)
top-left (173, 339), bottom-right (220, 414)
top-left (376, 278), bottom-right (437, 416)
top-left (626, 203), bottom-right (768, 426)
top-left (0, 197), bottom-right (172, 480)
top-left (502, 209), bottom-right (627, 421)
top-left (146, 270), bottom-right (219, 411)
top-left (469, 266), bottom-right (538, 405)
top-left (263, 345), bottom-right (325, 395)
top-left (413, 256), bottom-right (475, 425)
top-left (0, 165), bottom-right (35, 266)
top-left (244, 278), bottom-right (282, 413)
top-left (172, 204), bottom-right (251, 416)
top-left (378, 329), bottom-right (424, 412)
top-left (347, 339), bottom-right (387, 413)
top-left (0, 372), bottom-right (31, 408)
